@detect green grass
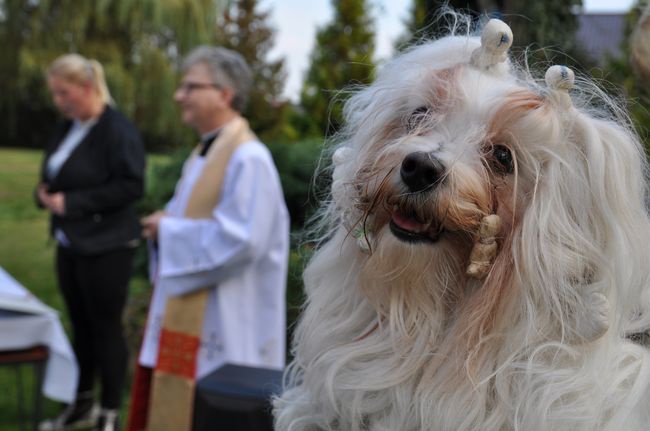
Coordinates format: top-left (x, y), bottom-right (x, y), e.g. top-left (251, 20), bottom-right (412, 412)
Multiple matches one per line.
top-left (0, 150), bottom-right (58, 309)
top-left (0, 147), bottom-right (155, 430)
top-left (0, 148), bottom-right (61, 430)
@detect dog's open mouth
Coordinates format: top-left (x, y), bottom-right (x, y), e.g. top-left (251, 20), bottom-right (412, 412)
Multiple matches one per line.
top-left (389, 207), bottom-right (442, 243)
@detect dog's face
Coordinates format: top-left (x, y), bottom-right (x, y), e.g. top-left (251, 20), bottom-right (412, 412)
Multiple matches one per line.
top-left (329, 33), bottom-right (645, 343)
top-left (336, 38), bottom-right (559, 285)
top-left (355, 67), bottom-right (535, 245)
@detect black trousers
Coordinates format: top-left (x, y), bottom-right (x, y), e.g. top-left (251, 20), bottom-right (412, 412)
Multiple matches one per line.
top-left (56, 245), bottom-right (135, 409)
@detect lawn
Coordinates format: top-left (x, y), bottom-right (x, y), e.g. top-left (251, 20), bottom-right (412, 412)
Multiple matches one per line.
top-left (0, 147), bottom-right (155, 430)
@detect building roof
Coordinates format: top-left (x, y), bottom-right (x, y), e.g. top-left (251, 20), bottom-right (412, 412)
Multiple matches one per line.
top-left (576, 13), bottom-right (626, 64)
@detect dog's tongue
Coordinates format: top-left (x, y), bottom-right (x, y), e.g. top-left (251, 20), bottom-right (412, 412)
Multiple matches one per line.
top-left (392, 211), bottom-right (428, 232)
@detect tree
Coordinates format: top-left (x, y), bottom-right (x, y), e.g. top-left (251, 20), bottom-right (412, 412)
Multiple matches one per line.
top-left (397, 0), bottom-right (584, 67)
top-left (397, 0), bottom-right (503, 49)
top-left (503, 0), bottom-right (583, 64)
top-left (300, 0), bottom-right (376, 137)
top-left (0, 0), bottom-right (223, 151)
top-left (0, 0), bottom-right (42, 146)
top-left (603, 1), bottom-right (650, 149)
top-left (214, 0), bottom-right (291, 141)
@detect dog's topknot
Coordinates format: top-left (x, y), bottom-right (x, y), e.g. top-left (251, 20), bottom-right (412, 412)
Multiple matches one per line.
top-left (544, 64), bottom-right (575, 108)
top-left (470, 18), bottom-right (513, 72)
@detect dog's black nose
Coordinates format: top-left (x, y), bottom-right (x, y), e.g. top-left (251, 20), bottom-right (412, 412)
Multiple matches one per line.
top-left (400, 151), bottom-right (444, 192)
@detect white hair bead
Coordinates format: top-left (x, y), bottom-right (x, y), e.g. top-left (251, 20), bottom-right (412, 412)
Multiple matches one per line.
top-left (470, 19), bottom-right (513, 70)
top-left (481, 19), bottom-right (513, 55)
top-left (332, 147), bottom-right (352, 166)
top-left (545, 65), bottom-right (575, 91)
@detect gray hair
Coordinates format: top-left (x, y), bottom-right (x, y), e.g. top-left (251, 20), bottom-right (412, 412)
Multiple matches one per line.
top-left (182, 46), bottom-right (252, 112)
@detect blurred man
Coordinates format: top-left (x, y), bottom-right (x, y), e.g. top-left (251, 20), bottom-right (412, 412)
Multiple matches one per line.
top-left (128, 46), bottom-right (289, 431)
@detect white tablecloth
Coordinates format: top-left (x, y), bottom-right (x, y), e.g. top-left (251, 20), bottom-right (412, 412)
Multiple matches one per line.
top-left (0, 266), bottom-right (78, 403)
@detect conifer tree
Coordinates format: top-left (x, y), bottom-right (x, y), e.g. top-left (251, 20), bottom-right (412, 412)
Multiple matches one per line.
top-left (603, 1), bottom-right (650, 148)
top-left (504, 0), bottom-right (582, 58)
top-left (214, 0), bottom-right (289, 141)
top-left (300, 0), bottom-right (376, 136)
top-left (397, 0), bottom-right (582, 66)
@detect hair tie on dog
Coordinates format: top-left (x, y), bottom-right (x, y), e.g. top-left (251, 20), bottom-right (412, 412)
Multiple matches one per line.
top-left (332, 147), bottom-right (352, 166)
top-left (466, 214), bottom-right (502, 279)
top-left (545, 65), bottom-right (574, 90)
top-left (470, 19), bottom-right (513, 71)
top-left (544, 65), bottom-right (574, 107)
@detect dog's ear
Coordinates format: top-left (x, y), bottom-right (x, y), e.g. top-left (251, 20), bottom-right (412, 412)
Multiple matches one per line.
top-left (512, 96), bottom-right (650, 342)
top-left (458, 77), bottom-right (650, 351)
top-left (572, 114), bottom-right (650, 336)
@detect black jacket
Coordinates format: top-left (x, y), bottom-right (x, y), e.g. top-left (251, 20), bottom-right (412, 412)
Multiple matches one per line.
top-left (39, 106), bottom-right (145, 255)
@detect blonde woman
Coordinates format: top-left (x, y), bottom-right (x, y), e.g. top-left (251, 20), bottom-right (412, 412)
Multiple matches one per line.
top-left (36, 53), bottom-right (145, 431)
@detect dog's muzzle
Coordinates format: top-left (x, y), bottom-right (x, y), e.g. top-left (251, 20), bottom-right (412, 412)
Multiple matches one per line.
top-left (388, 151), bottom-right (445, 244)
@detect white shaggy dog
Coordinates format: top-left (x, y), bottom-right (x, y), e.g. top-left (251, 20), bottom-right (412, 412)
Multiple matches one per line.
top-left (274, 16), bottom-right (650, 431)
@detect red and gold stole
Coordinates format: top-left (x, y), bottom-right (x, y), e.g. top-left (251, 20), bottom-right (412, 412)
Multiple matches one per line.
top-left (145, 116), bottom-right (256, 431)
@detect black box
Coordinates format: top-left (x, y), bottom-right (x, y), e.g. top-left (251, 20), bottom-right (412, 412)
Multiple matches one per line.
top-left (193, 363), bottom-right (283, 431)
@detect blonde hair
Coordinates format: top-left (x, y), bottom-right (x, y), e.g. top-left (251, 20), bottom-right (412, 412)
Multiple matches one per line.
top-left (47, 53), bottom-right (114, 105)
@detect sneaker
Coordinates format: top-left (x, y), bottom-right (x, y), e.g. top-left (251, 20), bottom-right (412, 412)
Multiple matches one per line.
top-left (38, 396), bottom-right (100, 431)
top-left (94, 409), bottom-right (120, 431)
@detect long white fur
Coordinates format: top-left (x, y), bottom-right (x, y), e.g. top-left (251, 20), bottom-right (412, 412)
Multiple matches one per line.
top-left (274, 15), bottom-right (650, 431)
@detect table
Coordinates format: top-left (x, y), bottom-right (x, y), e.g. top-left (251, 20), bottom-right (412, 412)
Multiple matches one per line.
top-left (0, 266), bottom-right (78, 403)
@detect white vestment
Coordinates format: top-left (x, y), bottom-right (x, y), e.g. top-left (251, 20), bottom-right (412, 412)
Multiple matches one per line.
top-left (139, 139), bottom-right (289, 377)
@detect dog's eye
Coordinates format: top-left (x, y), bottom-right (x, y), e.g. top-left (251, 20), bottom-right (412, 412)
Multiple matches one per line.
top-left (406, 106), bottom-right (430, 132)
top-left (492, 145), bottom-right (514, 174)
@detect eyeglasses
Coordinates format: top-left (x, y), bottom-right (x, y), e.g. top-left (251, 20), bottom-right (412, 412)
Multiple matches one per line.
top-left (177, 81), bottom-right (221, 94)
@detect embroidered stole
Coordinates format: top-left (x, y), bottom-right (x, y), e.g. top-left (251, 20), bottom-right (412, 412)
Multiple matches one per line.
top-left (146, 116), bottom-right (256, 431)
